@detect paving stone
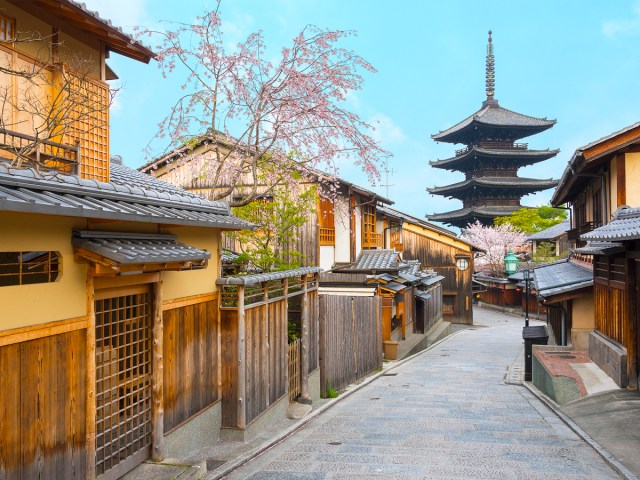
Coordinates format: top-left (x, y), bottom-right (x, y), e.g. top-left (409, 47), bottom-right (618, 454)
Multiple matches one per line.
top-left (222, 309), bottom-right (621, 480)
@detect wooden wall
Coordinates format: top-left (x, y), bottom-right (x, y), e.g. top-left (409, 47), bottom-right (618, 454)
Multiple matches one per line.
top-left (416, 284), bottom-right (443, 334)
top-left (307, 290), bottom-right (319, 373)
top-left (220, 310), bottom-right (239, 428)
top-left (401, 229), bottom-right (473, 324)
top-left (163, 299), bottom-right (219, 433)
top-left (479, 286), bottom-right (520, 307)
top-left (0, 329), bottom-right (87, 480)
top-left (319, 295), bottom-right (382, 395)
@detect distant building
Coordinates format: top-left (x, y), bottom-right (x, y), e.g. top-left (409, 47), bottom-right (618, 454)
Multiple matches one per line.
top-left (427, 31), bottom-right (559, 228)
top-left (528, 219), bottom-right (571, 259)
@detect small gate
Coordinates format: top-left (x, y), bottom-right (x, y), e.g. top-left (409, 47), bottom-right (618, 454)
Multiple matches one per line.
top-left (95, 285), bottom-right (152, 479)
top-left (288, 338), bottom-right (301, 401)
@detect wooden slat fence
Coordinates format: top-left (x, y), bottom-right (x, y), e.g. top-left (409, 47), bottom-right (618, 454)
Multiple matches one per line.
top-left (288, 339), bottom-right (301, 401)
top-left (319, 295), bottom-right (382, 396)
top-left (163, 298), bottom-right (219, 432)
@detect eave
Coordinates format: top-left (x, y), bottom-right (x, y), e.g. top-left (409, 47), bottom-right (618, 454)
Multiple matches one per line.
top-left (428, 177), bottom-right (559, 199)
top-left (430, 147), bottom-right (559, 171)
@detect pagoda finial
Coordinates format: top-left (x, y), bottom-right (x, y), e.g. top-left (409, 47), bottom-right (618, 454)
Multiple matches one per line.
top-left (485, 30), bottom-right (495, 100)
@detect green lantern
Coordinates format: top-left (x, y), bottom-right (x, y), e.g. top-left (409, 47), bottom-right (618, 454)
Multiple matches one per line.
top-left (504, 250), bottom-right (518, 275)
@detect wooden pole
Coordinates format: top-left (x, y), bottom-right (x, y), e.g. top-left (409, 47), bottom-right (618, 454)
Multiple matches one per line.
top-left (151, 281), bottom-right (164, 461)
top-left (85, 267), bottom-right (96, 480)
top-left (299, 275), bottom-right (311, 403)
top-left (237, 285), bottom-right (246, 429)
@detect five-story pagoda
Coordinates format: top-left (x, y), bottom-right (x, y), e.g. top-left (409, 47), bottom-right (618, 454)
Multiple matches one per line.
top-left (427, 31), bottom-right (559, 229)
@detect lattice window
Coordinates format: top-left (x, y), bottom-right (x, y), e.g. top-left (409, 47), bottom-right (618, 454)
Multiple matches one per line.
top-left (0, 14), bottom-right (14, 42)
top-left (65, 73), bottom-right (110, 182)
top-left (95, 288), bottom-right (152, 476)
top-left (318, 196), bottom-right (335, 246)
top-left (0, 251), bottom-right (60, 286)
top-left (361, 204), bottom-right (382, 247)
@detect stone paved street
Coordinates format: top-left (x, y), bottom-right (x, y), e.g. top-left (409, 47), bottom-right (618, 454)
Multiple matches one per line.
top-left (221, 309), bottom-right (621, 479)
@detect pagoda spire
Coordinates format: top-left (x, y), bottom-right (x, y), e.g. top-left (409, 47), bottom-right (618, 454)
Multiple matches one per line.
top-left (485, 30), bottom-right (495, 101)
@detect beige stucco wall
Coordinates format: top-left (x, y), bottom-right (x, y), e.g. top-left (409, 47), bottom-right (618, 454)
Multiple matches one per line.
top-left (334, 195), bottom-right (351, 263)
top-left (571, 294), bottom-right (595, 350)
top-left (625, 152), bottom-right (640, 207)
top-left (0, 212), bottom-right (87, 331)
top-left (161, 226), bottom-right (221, 301)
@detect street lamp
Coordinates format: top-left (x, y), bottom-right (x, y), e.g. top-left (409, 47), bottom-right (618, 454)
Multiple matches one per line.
top-left (523, 268), bottom-right (531, 327)
top-left (504, 250), bottom-right (518, 275)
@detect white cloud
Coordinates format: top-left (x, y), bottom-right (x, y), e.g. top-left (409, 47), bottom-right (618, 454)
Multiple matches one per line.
top-left (369, 113), bottom-right (406, 145)
top-left (602, 3), bottom-right (640, 38)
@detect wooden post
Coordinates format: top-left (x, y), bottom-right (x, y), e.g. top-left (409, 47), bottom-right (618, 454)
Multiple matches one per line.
top-left (263, 282), bottom-right (270, 408)
top-left (237, 285), bottom-right (246, 429)
top-left (351, 297), bottom-right (358, 376)
top-left (85, 267), bottom-right (96, 480)
top-left (151, 281), bottom-right (164, 461)
top-left (299, 275), bottom-right (311, 402)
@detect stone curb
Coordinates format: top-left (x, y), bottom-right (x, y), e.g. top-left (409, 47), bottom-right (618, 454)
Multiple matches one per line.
top-left (208, 329), bottom-right (467, 479)
top-left (522, 381), bottom-right (638, 480)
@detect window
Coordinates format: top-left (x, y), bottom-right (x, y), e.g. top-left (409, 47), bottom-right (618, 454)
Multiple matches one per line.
top-left (592, 189), bottom-right (602, 227)
top-left (0, 15), bottom-right (15, 42)
top-left (361, 204), bottom-right (382, 247)
top-left (318, 196), bottom-right (335, 246)
top-left (0, 251), bottom-right (60, 286)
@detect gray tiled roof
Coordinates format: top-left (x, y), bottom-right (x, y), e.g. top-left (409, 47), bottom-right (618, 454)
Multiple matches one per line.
top-left (399, 260), bottom-right (422, 276)
top-left (533, 259), bottom-right (593, 300)
top-left (420, 274), bottom-right (445, 287)
top-left (432, 102), bottom-right (556, 143)
top-left (429, 176), bottom-right (558, 196)
top-left (353, 249), bottom-right (400, 271)
top-left (573, 241), bottom-right (625, 256)
top-left (527, 220), bottom-right (570, 241)
top-left (215, 267), bottom-right (322, 286)
top-left (581, 206), bottom-right (640, 241)
top-left (430, 147), bottom-right (559, 170)
top-left (72, 231), bottom-right (210, 264)
top-left (0, 163), bottom-right (253, 230)
top-left (380, 281), bottom-right (406, 292)
top-left (427, 205), bottom-right (521, 221)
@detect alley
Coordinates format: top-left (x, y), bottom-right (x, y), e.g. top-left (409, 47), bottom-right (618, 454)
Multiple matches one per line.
top-left (222, 309), bottom-right (620, 480)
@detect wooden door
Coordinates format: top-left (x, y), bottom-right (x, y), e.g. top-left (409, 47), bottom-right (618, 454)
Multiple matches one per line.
top-left (94, 285), bottom-right (152, 479)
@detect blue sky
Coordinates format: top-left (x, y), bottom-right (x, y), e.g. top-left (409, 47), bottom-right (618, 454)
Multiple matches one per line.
top-left (84, 0), bottom-right (640, 228)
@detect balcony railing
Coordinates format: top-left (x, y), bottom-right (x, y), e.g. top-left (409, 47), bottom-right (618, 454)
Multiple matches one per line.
top-left (319, 227), bottom-right (335, 246)
top-left (362, 232), bottom-right (383, 248)
top-left (0, 127), bottom-right (80, 174)
top-left (567, 222), bottom-right (596, 241)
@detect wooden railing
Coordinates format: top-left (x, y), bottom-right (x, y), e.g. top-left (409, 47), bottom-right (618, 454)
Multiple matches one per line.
top-left (0, 127), bottom-right (80, 174)
top-left (319, 227), bottom-right (335, 246)
top-left (288, 339), bottom-right (301, 401)
top-left (567, 222), bottom-right (596, 241)
top-left (362, 231), bottom-right (383, 248)
top-left (390, 229), bottom-right (403, 252)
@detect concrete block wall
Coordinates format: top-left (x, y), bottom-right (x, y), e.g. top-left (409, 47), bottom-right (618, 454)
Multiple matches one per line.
top-left (589, 331), bottom-right (627, 387)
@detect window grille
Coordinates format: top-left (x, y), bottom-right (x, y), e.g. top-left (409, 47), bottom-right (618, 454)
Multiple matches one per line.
top-left (0, 251), bottom-right (60, 286)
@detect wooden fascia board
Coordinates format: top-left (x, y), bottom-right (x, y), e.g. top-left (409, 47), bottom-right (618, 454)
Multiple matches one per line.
top-left (402, 222), bottom-right (472, 252)
top-left (540, 285), bottom-right (593, 305)
top-left (583, 126), bottom-right (640, 163)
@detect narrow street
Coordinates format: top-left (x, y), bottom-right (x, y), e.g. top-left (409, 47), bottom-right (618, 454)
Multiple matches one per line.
top-left (222, 309), bottom-right (620, 479)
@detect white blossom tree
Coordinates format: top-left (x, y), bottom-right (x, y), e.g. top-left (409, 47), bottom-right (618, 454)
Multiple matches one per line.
top-left (461, 221), bottom-right (528, 277)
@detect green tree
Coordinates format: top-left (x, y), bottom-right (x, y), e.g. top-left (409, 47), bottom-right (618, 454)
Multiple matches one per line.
top-left (494, 205), bottom-right (567, 234)
top-left (228, 184), bottom-right (317, 272)
top-left (533, 241), bottom-right (558, 263)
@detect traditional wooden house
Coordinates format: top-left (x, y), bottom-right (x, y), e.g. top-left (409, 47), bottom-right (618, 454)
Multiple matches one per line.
top-left (427, 31), bottom-right (559, 228)
top-left (140, 139), bottom-right (394, 270)
top-left (377, 206), bottom-right (476, 324)
top-left (527, 220), bottom-right (571, 260)
top-left (550, 121), bottom-right (640, 388)
top-left (0, 3), bottom-right (289, 479)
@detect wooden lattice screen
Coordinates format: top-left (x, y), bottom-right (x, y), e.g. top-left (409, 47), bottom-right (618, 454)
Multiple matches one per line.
top-left (66, 73), bottom-right (110, 182)
top-left (95, 286), bottom-right (152, 478)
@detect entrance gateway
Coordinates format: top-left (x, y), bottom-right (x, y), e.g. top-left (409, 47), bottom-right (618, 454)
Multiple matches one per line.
top-left (95, 285), bottom-right (152, 479)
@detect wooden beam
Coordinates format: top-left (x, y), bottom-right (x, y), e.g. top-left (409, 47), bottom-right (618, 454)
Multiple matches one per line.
top-left (151, 281), bottom-right (165, 461)
top-left (162, 292), bottom-right (218, 311)
top-left (85, 267), bottom-right (97, 480)
top-left (0, 315), bottom-right (88, 347)
top-left (618, 154), bottom-right (626, 207)
top-left (237, 285), bottom-right (246, 429)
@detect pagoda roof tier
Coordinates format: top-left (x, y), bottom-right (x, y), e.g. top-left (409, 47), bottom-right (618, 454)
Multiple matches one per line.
top-left (432, 100), bottom-right (556, 144)
top-left (428, 176), bottom-right (559, 199)
top-left (427, 205), bottom-right (521, 228)
top-left (430, 146), bottom-right (559, 171)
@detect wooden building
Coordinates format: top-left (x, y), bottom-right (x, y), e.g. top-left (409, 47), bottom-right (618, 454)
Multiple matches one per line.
top-left (427, 31), bottom-right (559, 228)
top-left (139, 138), bottom-right (393, 270)
top-left (377, 206), bottom-right (476, 324)
top-left (0, 3), bottom-right (263, 479)
top-left (550, 121), bottom-right (640, 388)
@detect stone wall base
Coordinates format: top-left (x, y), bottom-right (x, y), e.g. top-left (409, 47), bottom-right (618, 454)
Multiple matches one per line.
top-left (589, 331), bottom-right (627, 388)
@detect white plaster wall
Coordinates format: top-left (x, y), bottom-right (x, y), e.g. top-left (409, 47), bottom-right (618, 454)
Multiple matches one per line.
top-left (319, 245), bottom-right (335, 271)
top-left (334, 196), bottom-right (351, 263)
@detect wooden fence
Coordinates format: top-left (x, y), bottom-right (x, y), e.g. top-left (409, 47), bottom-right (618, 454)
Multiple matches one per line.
top-left (319, 295), bottom-right (382, 396)
top-left (288, 339), bottom-right (301, 401)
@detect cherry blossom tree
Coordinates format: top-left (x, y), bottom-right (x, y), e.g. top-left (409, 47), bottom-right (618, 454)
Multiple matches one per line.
top-left (139, 2), bottom-right (388, 206)
top-left (461, 221), bottom-right (528, 277)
